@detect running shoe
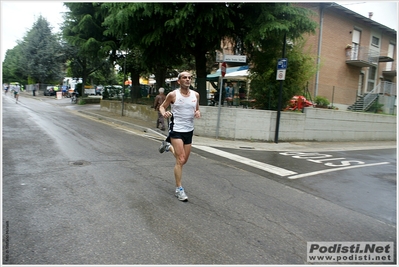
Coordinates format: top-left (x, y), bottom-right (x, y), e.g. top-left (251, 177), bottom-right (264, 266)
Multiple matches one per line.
top-left (158, 141), bottom-right (171, 153)
top-left (175, 187), bottom-right (188, 202)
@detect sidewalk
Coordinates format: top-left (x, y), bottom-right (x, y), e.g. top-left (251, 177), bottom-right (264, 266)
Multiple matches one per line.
top-left (20, 90), bottom-right (397, 152)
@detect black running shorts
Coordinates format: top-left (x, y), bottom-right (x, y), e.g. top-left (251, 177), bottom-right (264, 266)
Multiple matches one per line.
top-left (166, 130), bottom-right (194, 145)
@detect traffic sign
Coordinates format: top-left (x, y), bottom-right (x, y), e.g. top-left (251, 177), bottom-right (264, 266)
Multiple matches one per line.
top-left (221, 62), bottom-right (227, 77)
top-left (276, 69), bottom-right (286, 80)
top-left (223, 55), bottom-right (247, 63)
top-left (277, 58), bottom-right (288, 69)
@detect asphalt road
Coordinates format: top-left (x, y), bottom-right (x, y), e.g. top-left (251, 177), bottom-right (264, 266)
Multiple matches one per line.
top-left (2, 93), bottom-right (396, 264)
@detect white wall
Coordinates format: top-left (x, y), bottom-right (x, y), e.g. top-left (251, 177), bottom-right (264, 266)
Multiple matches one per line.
top-left (193, 106), bottom-right (396, 141)
top-left (101, 101), bottom-right (396, 142)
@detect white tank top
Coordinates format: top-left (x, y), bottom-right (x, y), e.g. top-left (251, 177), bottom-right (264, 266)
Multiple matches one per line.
top-left (171, 89), bottom-right (197, 132)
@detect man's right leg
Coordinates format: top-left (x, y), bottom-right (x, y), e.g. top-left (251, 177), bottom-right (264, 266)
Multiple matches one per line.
top-left (170, 138), bottom-right (184, 188)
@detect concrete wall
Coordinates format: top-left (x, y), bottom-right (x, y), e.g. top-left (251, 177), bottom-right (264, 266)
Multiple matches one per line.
top-left (100, 100), bottom-right (396, 142)
top-left (100, 100), bottom-right (158, 122)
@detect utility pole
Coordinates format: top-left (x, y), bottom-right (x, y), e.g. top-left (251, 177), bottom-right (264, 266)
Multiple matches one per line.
top-left (274, 32), bottom-right (287, 144)
top-left (216, 62), bottom-right (226, 139)
top-left (121, 51), bottom-right (127, 116)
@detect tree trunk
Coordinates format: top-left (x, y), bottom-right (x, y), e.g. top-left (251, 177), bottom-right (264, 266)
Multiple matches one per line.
top-left (130, 68), bottom-right (140, 103)
top-left (155, 65), bottom-right (167, 90)
top-left (194, 49), bottom-right (208, 106)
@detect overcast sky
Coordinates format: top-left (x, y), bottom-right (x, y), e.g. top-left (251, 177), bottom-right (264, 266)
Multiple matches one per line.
top-left (1, 1), bottom-right (398, 63)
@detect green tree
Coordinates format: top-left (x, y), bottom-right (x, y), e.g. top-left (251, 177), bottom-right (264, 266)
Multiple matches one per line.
top-left (61, 2), bottom-right (317, 108)
top-left (235, 3), bottom-right (318, 110)
top-left (22, 16), bottom-right (63, 84)
top-left (2, 16), bottom-right (63, 85)
top-left (160, 3), bottom-right (236, 105)
top-left (2, 44), bottom-right (26, 83)
top-left (62, 3), bottom-right (118, 92)
top-left (102, 3), bottom-right (186, 101)
top-left (102, 3), bottom-right (236, 105)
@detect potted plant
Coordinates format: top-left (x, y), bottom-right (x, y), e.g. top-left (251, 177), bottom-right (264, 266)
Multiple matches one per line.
top-left (315, 96), bottom-right (330, 108)
top-left (345, 44), bottom-right (352, 57)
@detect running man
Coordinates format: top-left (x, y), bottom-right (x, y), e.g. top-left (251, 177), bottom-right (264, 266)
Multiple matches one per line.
top-left (158, 71), bottom-right (201, 201)
top-left (13, 84), bottom-right (20, 102)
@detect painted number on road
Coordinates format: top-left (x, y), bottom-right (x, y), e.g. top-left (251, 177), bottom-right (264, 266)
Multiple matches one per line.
top-left (280, 152), bottom-right (389, 179)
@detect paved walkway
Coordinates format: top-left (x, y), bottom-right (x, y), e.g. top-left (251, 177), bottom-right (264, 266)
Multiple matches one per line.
top-left (20, 90), bottom-right (397, 152)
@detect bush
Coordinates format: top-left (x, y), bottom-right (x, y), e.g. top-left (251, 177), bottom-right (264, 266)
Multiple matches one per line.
top-left (315, 96), bottom-right (330, 107)
top-left (368, 101), bottom-right (384, 113)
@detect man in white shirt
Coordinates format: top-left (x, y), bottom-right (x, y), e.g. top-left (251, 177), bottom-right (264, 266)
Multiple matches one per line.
top-left (13, 84), bottom-right (20, 102)
top-left (158, 71), bottom-right (201, 202)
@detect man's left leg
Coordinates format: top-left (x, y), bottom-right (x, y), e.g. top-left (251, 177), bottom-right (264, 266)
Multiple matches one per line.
top-left (170, 138), bottom-right (191, 201)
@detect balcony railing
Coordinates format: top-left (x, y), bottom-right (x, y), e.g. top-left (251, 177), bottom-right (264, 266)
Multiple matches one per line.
top-left (345, 46), bottom-right (379, 67)
top-left (376, 81), bottom-right (397, 96)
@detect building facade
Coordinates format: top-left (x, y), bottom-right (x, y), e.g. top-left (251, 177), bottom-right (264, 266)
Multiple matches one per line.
top-left (299, 2), bottom-right (396, 111)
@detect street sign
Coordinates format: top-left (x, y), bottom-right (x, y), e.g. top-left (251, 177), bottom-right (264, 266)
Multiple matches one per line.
top-left (276, 69), bottom-right (286, 80)
top-left (223, 55), bottom-right (247, 63)
top-left (215, 51), bottom-right (224, 62)
top-left (276, 58), bottom-right (287, 80)
top-left (221, 62), bottom-right (227, 77)
top-left (277, 58), bottom-right (288, 69)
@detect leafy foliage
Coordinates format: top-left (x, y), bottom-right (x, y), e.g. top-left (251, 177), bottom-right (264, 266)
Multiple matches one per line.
top-left (62, 3), bottom-right (118, 89)
top-left (3, 2), bottom-right (319, 111)
top-left (237, 3), bottom-right (318, 110)
top-left (3, 16), bottom-right (63, 84)
top-left (315, 96), bottom-right (330, 107)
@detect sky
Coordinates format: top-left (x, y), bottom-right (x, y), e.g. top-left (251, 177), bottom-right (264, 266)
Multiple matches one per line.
top-left (1, 1), bottom-right (398, 63)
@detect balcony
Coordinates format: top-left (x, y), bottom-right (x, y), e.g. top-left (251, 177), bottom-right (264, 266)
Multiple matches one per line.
top-left (345, 46), bottom-right (379, 67)
top-left (382, 62), bottom-right (397, 77)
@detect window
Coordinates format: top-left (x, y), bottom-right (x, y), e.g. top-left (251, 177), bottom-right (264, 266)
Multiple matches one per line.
top-left (367, 67), bottom-right (377, 92)
top-left (386, 43), bottom-right (395, 71)
top-left (371, 36), bottom-right (380, 47)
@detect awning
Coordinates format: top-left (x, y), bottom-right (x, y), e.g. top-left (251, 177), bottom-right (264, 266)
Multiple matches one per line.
top-left (224, 69), bottom-right (249, 80)
top-left (206, 65), bottom-right (249, 81)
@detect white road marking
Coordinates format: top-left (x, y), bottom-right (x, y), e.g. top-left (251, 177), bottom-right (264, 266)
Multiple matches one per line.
top-left (193, 145), bottom-right (297, 176)
top-left (288, 162), bottom-right (390, 179)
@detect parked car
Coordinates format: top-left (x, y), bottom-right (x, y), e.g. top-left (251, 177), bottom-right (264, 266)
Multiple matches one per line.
top-left (104, 85), bottom-right (123, 97)
top-left (84, 86), bottom-right (96, 96)
top-left (44, 86), bottom-right (55, 96)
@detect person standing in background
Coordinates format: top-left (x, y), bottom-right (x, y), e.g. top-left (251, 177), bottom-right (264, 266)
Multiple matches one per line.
top-left (33, 83), bottom-right (39, 96)
top-left (153, 87), bottom-right (166, 131)
top-left (54, 84), bottom-right (59, 98)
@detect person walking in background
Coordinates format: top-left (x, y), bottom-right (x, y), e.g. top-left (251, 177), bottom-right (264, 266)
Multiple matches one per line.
top-left (158, 71), bottom-right (201, 202)
top-left (226, 83), bottom-right (233, 106)
top-left (62, 85), bottom-right (67, 97)
top-left (3, 83), bottom-right (9, 94)
top-left (153, 87), bottom-right (166, 131)
top-left (13, 84), bottom-right (20, 103)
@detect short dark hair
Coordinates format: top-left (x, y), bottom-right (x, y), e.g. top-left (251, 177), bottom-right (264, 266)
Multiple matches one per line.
top-left (177, 72), bottom-right (191, 79)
